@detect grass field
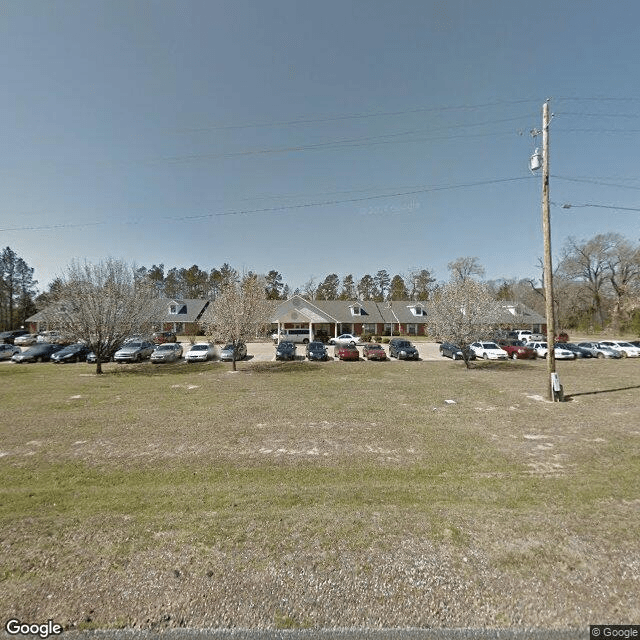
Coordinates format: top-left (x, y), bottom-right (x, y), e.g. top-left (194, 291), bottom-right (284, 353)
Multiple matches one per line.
top-left (1, 358), bottom-right (639, 630)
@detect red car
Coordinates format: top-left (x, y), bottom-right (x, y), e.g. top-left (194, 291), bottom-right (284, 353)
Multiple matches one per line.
top-left (152, 331), bottom-right (177, 344)
top-left (498, 340), bottom-right (537, 360)
top-left (334, 344), bottom-right (360, 361)
top-left (363, 343), bottom-right (387, 360)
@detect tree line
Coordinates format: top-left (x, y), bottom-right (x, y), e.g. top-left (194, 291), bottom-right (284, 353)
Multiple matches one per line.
top-left (5, 230), bottom-right (640, 335)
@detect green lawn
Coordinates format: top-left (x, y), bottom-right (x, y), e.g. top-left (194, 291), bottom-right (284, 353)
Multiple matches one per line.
top-left (1, 358), bottom-right (638, 629)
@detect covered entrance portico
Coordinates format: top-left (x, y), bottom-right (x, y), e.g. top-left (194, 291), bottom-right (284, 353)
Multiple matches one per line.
top-left (271, 296), bottom-right (339, 343)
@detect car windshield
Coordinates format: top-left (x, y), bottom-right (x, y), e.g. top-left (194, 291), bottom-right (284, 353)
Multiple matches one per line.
top-left (482, 343), bottom-right (499, 349)
top-left (309, 343), bottom-right (324, 349)
top-left (191, 345), bottom-right (208, 351)
top-left (278, 342), bottom-right (293, 348)
top-left (126, 342), bottom-right (142, 348)
top-left (617, 342), bottom-right (633, 347)
top-left (222, 344), bottom-right (235, 350)
top-left (157, 344), bottom-right (174, 351)
top-left (369, 344), bottom-right (383, 349)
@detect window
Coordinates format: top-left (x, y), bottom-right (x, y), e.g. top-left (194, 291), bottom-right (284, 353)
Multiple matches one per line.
top-left (409, 305), bottom-right (425, 317)
top-left (362, 323), bottom-right (376, 334)
top-left (170, 304), bottom-right (177, 314)
top-left (351, 304), bottom-right (361, 316)
top-left (407, 323), bottom-right (418, 335)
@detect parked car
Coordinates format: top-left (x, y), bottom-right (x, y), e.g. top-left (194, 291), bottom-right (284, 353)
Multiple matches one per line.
top-left (529, 342), bottom-right (576, 360)
top-left (12, 343), bottom-right (64, 363)
top-left (272, 328), bottom-right (311, 344)
top-left (0, 329), bottom-right (29, 344)
top-left (152, 331), bottom-right (177, 344)
top-left (219, 342), bottom-right (247, 362)
top-left (275, 341), bottom-right (297, 361)
top-left (560, 343), bottom-right (593, 358)
top-left (388, 338), bottom-right (419, 360)
top-left (14, 333), bottom-right (39, 346)
top-left (185, 342), bottom-right (216, 362)
top-left (37, 331), bottom-right (67, 344)
top-left (497, 340), bottom-right (537, 360)
top-left (598, 340), bottom-right (640, 358)
top-left (0, 344), bottom-right (21, 360)
top-left (113, 340), bottom-right (155, 363)
top-left (363, 343), bottom-right (387, 360)
top-left (334, 343), bottom-right (360, 360)
top-left (86, 342), bottom-right (123, 364)
top-left (329, 333), bottom-right (361, 346)
top-left (50, 343), bottom-right (91, 363)
top-left (555, 332), bottom-right (570, 343)
top-left (151, 343), bottom-right (183, 363)
top-left (469, 341), bottom-right (508, 360)
top-left (576, 342), bottom-right (622, 359)
top-left (439, 342), bottom-right (476, 361)
top-left (306, 341), bottom-right (328, 361)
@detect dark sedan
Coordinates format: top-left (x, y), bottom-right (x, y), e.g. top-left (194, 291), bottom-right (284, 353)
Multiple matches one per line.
top-left (275, 341), bottom-right (297, 361)
top-left (439, 342), bottom-right (476, 361)
top-left (389, 339), bottom-right (419, 360)
top-left (306, 341), bottom-right (328, 361)
top-left (50, 343), bottom-right (91, 363)
top-left (560, 342), bottom-right (593, 358)
top-left (12, 343), bottom-right (64, 363)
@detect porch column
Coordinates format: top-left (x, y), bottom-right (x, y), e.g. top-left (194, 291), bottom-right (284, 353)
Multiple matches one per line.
top-left (277, 321), bottom-right (281, 344)
top-left (308, 320), bottom-right (314, 342)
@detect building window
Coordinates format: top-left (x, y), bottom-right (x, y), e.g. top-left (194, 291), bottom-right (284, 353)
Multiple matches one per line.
top-left (407, 323), bottom-right (418, 335)
top-left (362, 323), bottom-right (376, 334)
top-left (169, 304), bottom-right (177, 314)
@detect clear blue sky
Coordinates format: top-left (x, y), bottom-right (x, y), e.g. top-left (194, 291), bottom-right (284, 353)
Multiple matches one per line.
top-left (2, 0), bottom-right (640, 293)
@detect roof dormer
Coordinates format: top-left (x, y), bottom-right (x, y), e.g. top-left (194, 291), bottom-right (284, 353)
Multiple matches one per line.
top-left (349, 303), bottom-right (367, 316)
top-left (408, 303), bottom-right (426, 317)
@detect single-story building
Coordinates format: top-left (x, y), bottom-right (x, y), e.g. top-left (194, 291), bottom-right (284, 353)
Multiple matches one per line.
top-left (269, 295), bottom-right (546, 341)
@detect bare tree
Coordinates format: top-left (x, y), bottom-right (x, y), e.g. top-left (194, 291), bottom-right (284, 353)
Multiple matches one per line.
top-left (47, 259), bottom-right (162, 374)
top-left (447, 257), bottom-right (486, 283)
top-left (427, 279), bottom-right (503, 368)
top-left (202, 273), bottom-right (271, 371)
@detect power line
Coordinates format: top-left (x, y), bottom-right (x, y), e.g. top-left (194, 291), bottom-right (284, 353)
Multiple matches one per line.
top-left (553, 175), bottom-right (640, 190)
top-left (553, 201), bottom-right (640, 213)
top-left (177, 99), bottom-right (540, 132)
top-left (0, 176), bottom-right (534, 232)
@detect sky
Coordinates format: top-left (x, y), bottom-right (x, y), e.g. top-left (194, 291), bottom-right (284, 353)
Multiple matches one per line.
top-left (2, 0), bottom-right (640, 294)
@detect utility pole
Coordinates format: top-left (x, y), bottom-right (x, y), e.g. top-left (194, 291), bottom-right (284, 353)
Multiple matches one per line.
top-left (541, 99), bottom-right (559, 400)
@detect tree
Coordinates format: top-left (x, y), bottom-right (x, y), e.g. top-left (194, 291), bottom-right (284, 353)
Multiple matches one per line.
top-left (338, 274), bottom-right (357, 300)
top-left (48, 259), bottom-right (161, 374)
top-left (202, 273), bottom-right (271, 371)
top-left (374, 269), bottom-right (391, 301)
top-left (558, 235), bottom-right (617, 328)
top-left (408, 268), bottom-right (436, 301)
top-left (427, 279), bottom-right (503, 368)
top-left (302, 277), bottom-right (317, 300)
top-left (316, 274), bottom-right (340, 300)
top-left (265, 270), bottom-right (285, 300)
top-left (389, 274), bottom-right (409, 300)
top-left (357, 274), bottom-right (376, 300)
top-left (447, 257), bottom-right (486, 283)
top-left (0, 247), bottom-right (38, 330)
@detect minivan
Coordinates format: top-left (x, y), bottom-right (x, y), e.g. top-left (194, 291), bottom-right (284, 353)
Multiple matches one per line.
top-left (272, 328), bottom-right (311, 344)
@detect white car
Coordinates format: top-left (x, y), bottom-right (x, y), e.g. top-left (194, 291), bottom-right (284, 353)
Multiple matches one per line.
top-left (328, 333), bottom-right (361, 346)
top-left (529, 342), bottom-right (576, 360)
top-left (185, 342), bottom-right (216, 362)
top-left (469, 341), bottom-right (508, 360)
top-left (598, 340), bottom-right (640, 358)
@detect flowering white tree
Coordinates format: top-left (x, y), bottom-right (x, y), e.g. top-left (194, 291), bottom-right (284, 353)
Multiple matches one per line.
top-left (202, 273), bottom-right (271, 371)
top-left (427, 279), bottom-right (503, 368)
top-left (46, 259), bottom-right (161, 374)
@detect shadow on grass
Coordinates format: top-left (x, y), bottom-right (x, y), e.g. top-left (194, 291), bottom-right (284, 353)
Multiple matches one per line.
top-left (565, 384), bottom-right (640, 398)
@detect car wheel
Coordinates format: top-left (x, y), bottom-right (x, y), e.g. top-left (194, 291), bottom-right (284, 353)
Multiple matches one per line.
top-left (303, 339), bottom-right (309, 344)
top-left (349, 341), bottom-right (355, 347)
top-left (622, 351), bottom-right (628, 358)
top-left (483, 353), bottom-right (489, 360)
top-left (597, 352), bottom-right (604, 359)
top-left (511, 353), bottom-right (518, 360)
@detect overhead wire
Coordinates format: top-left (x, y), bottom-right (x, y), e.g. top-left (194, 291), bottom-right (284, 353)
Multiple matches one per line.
top-left (0, 176), bottom-right (535, 232)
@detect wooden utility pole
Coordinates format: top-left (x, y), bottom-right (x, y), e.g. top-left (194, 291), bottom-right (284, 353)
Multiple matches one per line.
top-left (541, 99), bottom-right (558, 400)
